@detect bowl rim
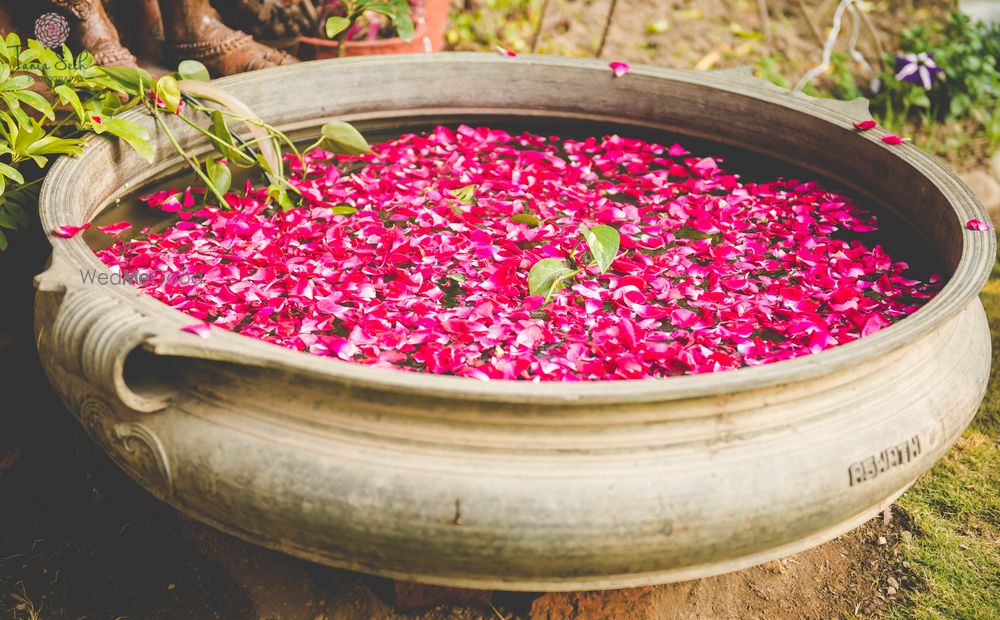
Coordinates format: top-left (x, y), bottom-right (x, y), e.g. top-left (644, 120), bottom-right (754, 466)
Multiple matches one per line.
top-left (37, 52), bottom-right (996, 405)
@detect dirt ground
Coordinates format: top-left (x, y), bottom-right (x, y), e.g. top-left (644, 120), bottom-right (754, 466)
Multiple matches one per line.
top-left (531, 0), bottom-right (934, 70)
top-left (458, 0), bottom-right (997, 168)
top-left (1, 334), bottom-right (910, 620)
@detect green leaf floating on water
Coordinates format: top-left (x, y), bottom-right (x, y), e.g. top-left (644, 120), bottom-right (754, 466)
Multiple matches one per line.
top-left (319, 120), bottom-right (373, 156)
top-left (673, 225), bottom-right (715, 240)
top-left (578, 224), bottom-right (620, 273)
top-left (451, 184), bottom-right (477, 205)
top-left (512, 213), bottom-right (540, 226)
top-left (528, 258), bottom-right (576, 301)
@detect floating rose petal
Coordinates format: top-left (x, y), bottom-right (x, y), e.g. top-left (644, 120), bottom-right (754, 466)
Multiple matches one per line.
top-left (52, 223), bottom-right (91, 238)
top-left (853, 120), bottom-right (877, 131)
top-left (609, 61), bottom-right (631, 77)
top-left (95, 125), bottom-right (940, 381)
top-left (861, 313), bottom-right (891, 337)
top-left (180, 322), bottom-right (212, 339)
top-left (966, 219), bottom-right (990, 231)
top-left (667, 144), bottom-right (689, 157)
top-left (97, 221), bottom-right (132, 237)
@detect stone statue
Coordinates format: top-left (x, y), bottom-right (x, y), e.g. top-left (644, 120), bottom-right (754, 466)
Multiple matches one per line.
top-left (4, 0), bottom-right (308, 75)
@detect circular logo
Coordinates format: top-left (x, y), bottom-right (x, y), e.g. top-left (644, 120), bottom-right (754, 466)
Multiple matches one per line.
top-left (34, 12), bottom-right (70, 49)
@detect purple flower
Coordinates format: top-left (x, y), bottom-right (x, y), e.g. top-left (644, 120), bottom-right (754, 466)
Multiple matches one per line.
top-left (894, 52), bottom-right (944, 90)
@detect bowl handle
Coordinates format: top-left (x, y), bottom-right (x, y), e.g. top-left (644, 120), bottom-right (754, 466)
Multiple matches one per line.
top-left (36, 265), bottom-right (173, 413)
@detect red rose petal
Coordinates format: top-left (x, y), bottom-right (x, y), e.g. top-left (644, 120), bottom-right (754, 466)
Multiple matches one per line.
top-left (94, 125), bottom-right (940, 381)
top-left (180, 322), bottom-right (212, 339)
top-left (97, 221), bottom-right (132, 237)
top-left (609, 61), bottom-right (631, 78)
top-left (52, 223), bottom-right (91, 238)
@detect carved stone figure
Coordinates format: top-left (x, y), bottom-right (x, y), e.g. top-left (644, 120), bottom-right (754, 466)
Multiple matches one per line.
top-left (159, 0), bottom-right (299, 74)
top-left (5, 0), bottom-right (301, 74)
top-left (50, 0), bottom-right (137, 66)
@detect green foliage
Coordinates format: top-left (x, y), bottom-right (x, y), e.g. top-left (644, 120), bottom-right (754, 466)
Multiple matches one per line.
top-left (154, 75), bottom-right (182, 114)
top-left (204, 157), bottom-right (232, 196)
top-left (822, 52), bottom-right (864, 102)
top-left (755, 12), bottom-right (999, 159)
top-left (578, 224), bottom-right (620, 274)
top-left (0, 35), bottom-right (154, 250)
top-left (754, 53), bottom-right (792, 90)
top-left (446, 0), bottom-right (535, 52)
top-left (527, 224), bottom-right (621, 303)
top-left (450, 184), bottom-right (477, 206)
top-left (325, 0), bottom-right (416, 56)
top-left (871, 13), bottom-right (1000, 146)
top-left (356, 0), bottom-right (415, 41)
top-left (511, 212), bottom-right (539, 226)
top-left (317, 119), bottom-right (374, 156)
top-left (177, 59), bottom-right (210, 83)
top-left (325, 16), bottom-right (351, 38)
top-left (156, 77), bottom-right (372, 212)
top-left (527, 257), bottom-right (575, 301)
top-left (755, 51), bottom-right (860, 101)
top-left (0, 38), bottom-right (372, 250)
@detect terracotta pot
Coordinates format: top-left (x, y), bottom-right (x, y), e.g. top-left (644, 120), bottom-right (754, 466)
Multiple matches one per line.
top-left (33, 54), bottom-right (994, 591)
top-left (297, 0), bottom-right (449, 59)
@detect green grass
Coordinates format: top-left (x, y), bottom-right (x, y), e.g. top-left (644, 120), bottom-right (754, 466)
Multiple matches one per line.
top-left (881, 272), bottom-right (1000, 619)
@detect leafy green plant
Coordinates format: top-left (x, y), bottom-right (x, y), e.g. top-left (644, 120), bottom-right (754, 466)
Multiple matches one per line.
top-left (446, 0), bottom-right (534, 53)
top-left (141, 66), bottom-right (372, 214)
top-left (528, 224), bottom-right (620, 303)
top-left (0, 34), bottom-right (373, 251)
top-left (324, 0), bottom-right (415, 57)
top-left (0, 33), bottom-right (374, 251)
top-left (755, 51), bottom-right (861, 101)
top-left (0, 34), bottom-right (155, 250)
top-left (757, 11), bottom-right (999, 159)
top-left (871, 13), bottom-right (1000, 147)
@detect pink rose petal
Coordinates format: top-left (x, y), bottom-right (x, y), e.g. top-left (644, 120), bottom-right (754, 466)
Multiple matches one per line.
top-left (853, 120), bottom-right (877, 131)
top-left (180, 322), bottom-right (212, 339)
top-left (52, 223), bottom-right (91, 238)
top-left (881, 134), bottom-right (908, 145)
top-left (609, 61), bottom-right (631, 78)
top-left (496, 46), bottom-right (517, 57)
top-left (91, 124), bottom-right (941, 381)
top-left (97, 221), bottom-right (132, 237)
top-left (966, 219), bottom-right (990, 231)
